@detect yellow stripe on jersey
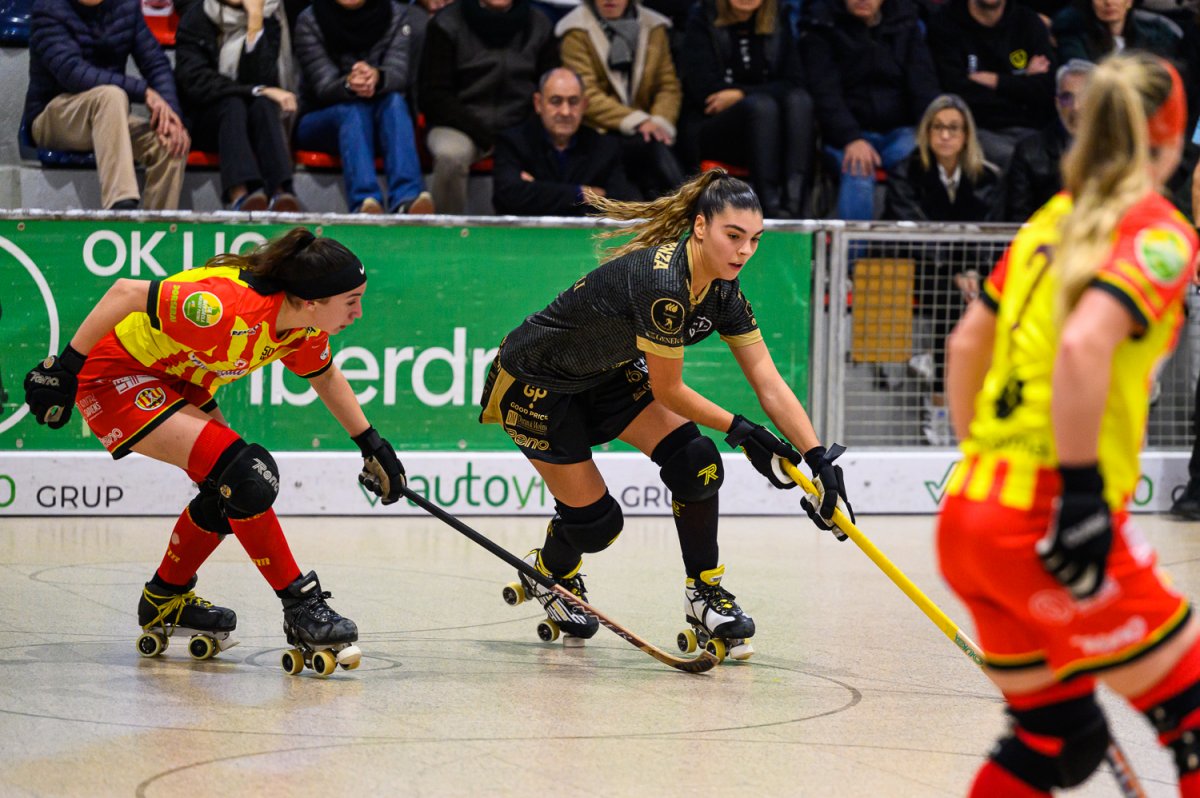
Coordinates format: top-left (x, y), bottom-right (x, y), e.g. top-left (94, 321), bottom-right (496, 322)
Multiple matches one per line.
top-left (719, 330), bottom-right (764, 348)
top-left (637, 336), bottom-right (684, 359)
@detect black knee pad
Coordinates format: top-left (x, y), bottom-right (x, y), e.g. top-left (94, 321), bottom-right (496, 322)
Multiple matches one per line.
top-left (187, 484), bottom-right (232, 537)
top-left (1145, 680), bottom-right (1200, 775)
top-left (556, 494), bottom-right (623, 554)
top-left (993, 694), bottom-right (1110, 791)
top-left (211, 441), bottom-right (280, 520)
top-left (653, 423), bottom-right (723, 502)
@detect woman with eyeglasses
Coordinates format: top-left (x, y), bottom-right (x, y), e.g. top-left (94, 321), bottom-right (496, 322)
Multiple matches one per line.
top-left (884, 93), bottom-right (1000, 446)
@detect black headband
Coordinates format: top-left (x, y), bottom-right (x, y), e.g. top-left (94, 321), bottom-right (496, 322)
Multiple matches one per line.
top-left (283, 257), bottom-right (367, 300)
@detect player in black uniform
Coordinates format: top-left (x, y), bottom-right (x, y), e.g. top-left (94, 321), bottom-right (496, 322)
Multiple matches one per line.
top-left (480, 169), bottom-right (853, 659)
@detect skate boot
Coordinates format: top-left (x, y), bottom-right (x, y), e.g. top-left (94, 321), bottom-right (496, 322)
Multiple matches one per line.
top-left (502, 548), bottom-right (599, 645)
top-left (677, 565), bottom-right (755, 662)
top-left (136, 575), bottom-right (238, 660)
top-left (278, 570), bottom-right (361, 677)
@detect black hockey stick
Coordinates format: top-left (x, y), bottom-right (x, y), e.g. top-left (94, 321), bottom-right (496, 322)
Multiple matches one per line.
top-left (400, 486), bottom-right (719, 674)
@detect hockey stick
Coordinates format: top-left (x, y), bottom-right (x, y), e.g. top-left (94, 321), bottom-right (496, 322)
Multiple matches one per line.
top-left (779, 460), bottom-right (1148, 798)
top-left (399, 486), bottom-right (719, 674)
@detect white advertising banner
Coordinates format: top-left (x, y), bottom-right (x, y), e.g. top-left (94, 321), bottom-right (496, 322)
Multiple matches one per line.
top-left (0, 451), bottom-right (1189, 517)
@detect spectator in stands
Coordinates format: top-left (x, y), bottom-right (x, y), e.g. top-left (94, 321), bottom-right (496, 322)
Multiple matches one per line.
top-left (493, 67), bottom-right (636, 214)
top-left (679, 0), bottom-right (815, 218)
top-left (557, 0), bottom-right (684, 200)
top-left (1001, 58), bottom-right (1092, 222)
top-left (419, 0), bottom-right (558, 214)
top-left (294, 0), bottom-right (432, 214)
top-left (883, 93), bottom-right (1000, 446)
top-left (23, 0), bottom-right (189, 210)
top-left (175, 0), bottom-right (301, 211)
top-left (927, 0), bottom-right (1056, 169)
top-left (802, 0), bottom-right (939, 221)
top-left (1053, 0), bottom-right (1184, 64)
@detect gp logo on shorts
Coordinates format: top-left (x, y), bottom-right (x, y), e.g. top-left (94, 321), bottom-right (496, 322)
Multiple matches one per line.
top-left (134, 386), bottom-right (167, 411)
top-left (182, 291), bottom-right (223, 327)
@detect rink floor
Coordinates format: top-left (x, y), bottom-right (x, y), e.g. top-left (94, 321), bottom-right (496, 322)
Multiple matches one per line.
top-left (3, 512), bottom-right (1199, 797)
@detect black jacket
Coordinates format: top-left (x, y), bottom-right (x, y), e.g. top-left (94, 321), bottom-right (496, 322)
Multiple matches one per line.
top-left (1001, 122), bottom-right (1067, 222)
top-left (680, 0), bottom-right (805, 111)
top-left (418, 0), bottom-right (558, 151)
top-left (492, 116), bottom-right (635, 215)
top-left (292, 1), bottom-right (425, 114)
top-left (801, 0), bottom-right (939, 147)
top-left (926, 0), bottom-right (1056, 130)
top-left (173, 5), bottom-right (282, 114)
top-left (883, 152), bottom-right (1001, 221)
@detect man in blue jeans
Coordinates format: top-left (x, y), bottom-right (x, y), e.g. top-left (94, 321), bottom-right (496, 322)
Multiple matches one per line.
top-left (292, 0), bottom-right (432, 214)
top-left (803, 0), bottom-right (938, 220)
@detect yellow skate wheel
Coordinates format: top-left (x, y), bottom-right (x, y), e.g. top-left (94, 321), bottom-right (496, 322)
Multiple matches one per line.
top-left (536, 619), bottom-right (561, 642)
top-left (311, 650), bottom-right (337, 677)
top-left (502, 582), bottom-right (526, 606)
top-left (136, 632), bottom-right (166, 658)
top-left (188, 635), bottom-right (217, 661)
top-left (281, 649), bottom-right (305, 676)
top-left (705, 638), bottom-right (728, 663)
top-left (677, 628), bottom-right (698, 654)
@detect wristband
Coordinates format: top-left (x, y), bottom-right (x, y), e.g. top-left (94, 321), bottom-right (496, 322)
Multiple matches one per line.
top-left (352, 426), bottom-right (382, 457)
top-left (59, 344), bottom-right (87, 375)
top-left (804, 445), bottom-right (827, 472)
top-left (251, 84), bottom-right (266, 97)
top-left (1059, 463), bottom-right (1103, 493)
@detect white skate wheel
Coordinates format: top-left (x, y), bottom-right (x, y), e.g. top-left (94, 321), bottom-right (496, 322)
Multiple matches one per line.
top-left (729, 642), bottom-right (755, 661)
top-left (336, 645), bottom-right (362, 670)
top-left (563, 634), bottom-right (586, 648)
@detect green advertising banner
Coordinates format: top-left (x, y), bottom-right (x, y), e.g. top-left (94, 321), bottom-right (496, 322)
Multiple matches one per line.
top-left (1, 218), bottom-right (811, 452)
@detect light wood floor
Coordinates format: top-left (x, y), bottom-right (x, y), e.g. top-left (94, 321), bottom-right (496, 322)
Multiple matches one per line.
top-left (2, 513), bottom-right (1198, 797)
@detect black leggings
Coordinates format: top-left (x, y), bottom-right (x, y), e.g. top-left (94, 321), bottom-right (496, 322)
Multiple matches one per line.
top-left (189, 95), bottom-right (294, 201)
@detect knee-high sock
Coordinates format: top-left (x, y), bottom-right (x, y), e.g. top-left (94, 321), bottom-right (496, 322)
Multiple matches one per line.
top-left (673, 494), bottom-right (720, 579)
top-left (1131, 633), bottom-right (1200, 797)
top-left (228, 509), bottom-right (301, 590)
top-left (155, 506), bottom-right (223, 587)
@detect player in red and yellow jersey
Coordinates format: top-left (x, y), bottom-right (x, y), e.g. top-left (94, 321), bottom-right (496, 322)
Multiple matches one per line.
top-left (23, 228), bottom-right (406, 676)
top-left (937, 54), bottom-right (1200, 796)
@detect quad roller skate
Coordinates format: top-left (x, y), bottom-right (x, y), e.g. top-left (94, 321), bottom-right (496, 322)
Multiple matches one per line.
top-left (136, 576), bottom-right (238, 661)
top-left (278, 570), bottom-right (361, 678)
top-left (677, 565), bottom-right (755, 663)
top-left (502, 549), bottom-right (599, 647)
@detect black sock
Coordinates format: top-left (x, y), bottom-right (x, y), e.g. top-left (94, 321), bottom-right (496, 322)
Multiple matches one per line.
top-left (674, 493), bottom-right (719, 580)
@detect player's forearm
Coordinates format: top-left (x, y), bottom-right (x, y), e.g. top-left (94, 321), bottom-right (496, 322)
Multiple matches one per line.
top-left (654, 382), bottom-right (734, 434)
top-left (310, 366), bottom-right (371, 438)
top-left (945, 302), bottom-right (995, 443)
top-left (757, 382), bottom-right (820, 453)
top-left (69, 279), bottom-right (149, 355)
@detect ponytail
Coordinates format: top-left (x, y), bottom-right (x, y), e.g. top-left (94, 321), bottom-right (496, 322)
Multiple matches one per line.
top-left (589, 168), bottom-right (761, 261)
top-left (1056, 53), bottom-right (1175, 316)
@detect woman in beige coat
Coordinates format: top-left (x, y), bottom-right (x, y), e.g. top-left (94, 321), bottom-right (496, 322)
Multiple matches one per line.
top-left (557, 0), bottom-right (685, 198)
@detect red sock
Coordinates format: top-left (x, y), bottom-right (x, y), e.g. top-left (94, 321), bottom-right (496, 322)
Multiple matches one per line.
top-left (155, 506), bottom-right (223, 586)
top-left (969, 760), bottom-right (1051, 798)
top-left (228, 508), bottom-right (301, 590)
top-left (1183, 771), bottom-right (1200, 798)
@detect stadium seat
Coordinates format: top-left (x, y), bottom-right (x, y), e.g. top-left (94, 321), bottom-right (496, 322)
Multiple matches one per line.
top-left (142, 0), bottom-right (178, 46)
top-left (187, 150), bottom-right (220, 168)
top-left (18, 119), bottom-right (96, 168)
top-left (0, 0), bottom-right (31, 46)
top-left (700, 159), bottom-right (749, 178)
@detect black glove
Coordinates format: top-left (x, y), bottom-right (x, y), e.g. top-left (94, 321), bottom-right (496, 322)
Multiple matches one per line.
top-left (725, 414), bottom-right (803, 489)
top-left (353, 427), bottom-right (405, 505)
top-left (24, 345), bottom-right (86, 430)
top-left (799, 444), bottom-right (855, 539)
top-left (1037, 465), bottom-right (1112, 600)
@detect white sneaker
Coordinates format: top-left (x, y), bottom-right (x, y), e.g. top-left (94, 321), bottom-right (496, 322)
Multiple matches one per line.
top-left (908, 352), bottom-right (935, 383)
top-left (921, 398), bottom-right (953, 447)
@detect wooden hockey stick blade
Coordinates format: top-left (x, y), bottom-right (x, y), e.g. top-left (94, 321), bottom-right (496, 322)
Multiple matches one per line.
top-left (778, 460), bottom-right (1148, 798)
top-left (399, 486), bottom-right (719, 674)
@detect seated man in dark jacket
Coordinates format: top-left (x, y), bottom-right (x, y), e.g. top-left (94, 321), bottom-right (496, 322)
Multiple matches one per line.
top-left (493, 67), bottom-right (634, 215)
top-left (1001, 58), bottom-right (1092, 221)
top-left (24, 0), bottom-right (190, 209)
top-left (802, 0), bottom-right (939, 220)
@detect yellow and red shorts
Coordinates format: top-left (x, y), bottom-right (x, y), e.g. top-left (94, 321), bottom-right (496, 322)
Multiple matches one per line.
top-left (75, 336), bottom-right (217, 459)
top-left (937, 455), bottom-right (1190, 681)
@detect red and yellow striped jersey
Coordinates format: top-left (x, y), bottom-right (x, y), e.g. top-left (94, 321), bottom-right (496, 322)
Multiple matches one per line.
top-left (956, 191), bottom-right (1197, 510)
top-left (111, 266), bottom-right (332, 392)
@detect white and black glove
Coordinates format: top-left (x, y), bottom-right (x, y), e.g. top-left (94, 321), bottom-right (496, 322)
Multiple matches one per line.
top-left (24, 345), bottom-right (86, 429)
top-left (1037, 465), bottom-right (1112, 600)
top-left (725, 414), bottom-right (803, 489)
top-left (800, 444), bottom-right (854, 539)
top-left (353, 427), bottom-right (405, 505)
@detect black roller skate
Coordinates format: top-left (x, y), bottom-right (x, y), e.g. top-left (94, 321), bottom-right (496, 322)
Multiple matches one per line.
top-left (278, 570), bottom-right (361, 678)
top-left (502, 549), bottom-right (599, 646)
top-left (677, 565), bottom-right (755, 662)
top-left (136, 576), bottom-right (238, 661)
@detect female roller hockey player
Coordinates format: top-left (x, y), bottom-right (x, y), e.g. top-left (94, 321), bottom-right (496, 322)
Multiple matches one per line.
top-left (479, 169), bottom-right (854, 660)
top-left (938, 53), bottom-right (1200, 796)
top-left (23, 227), bottom-right (406, 676)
